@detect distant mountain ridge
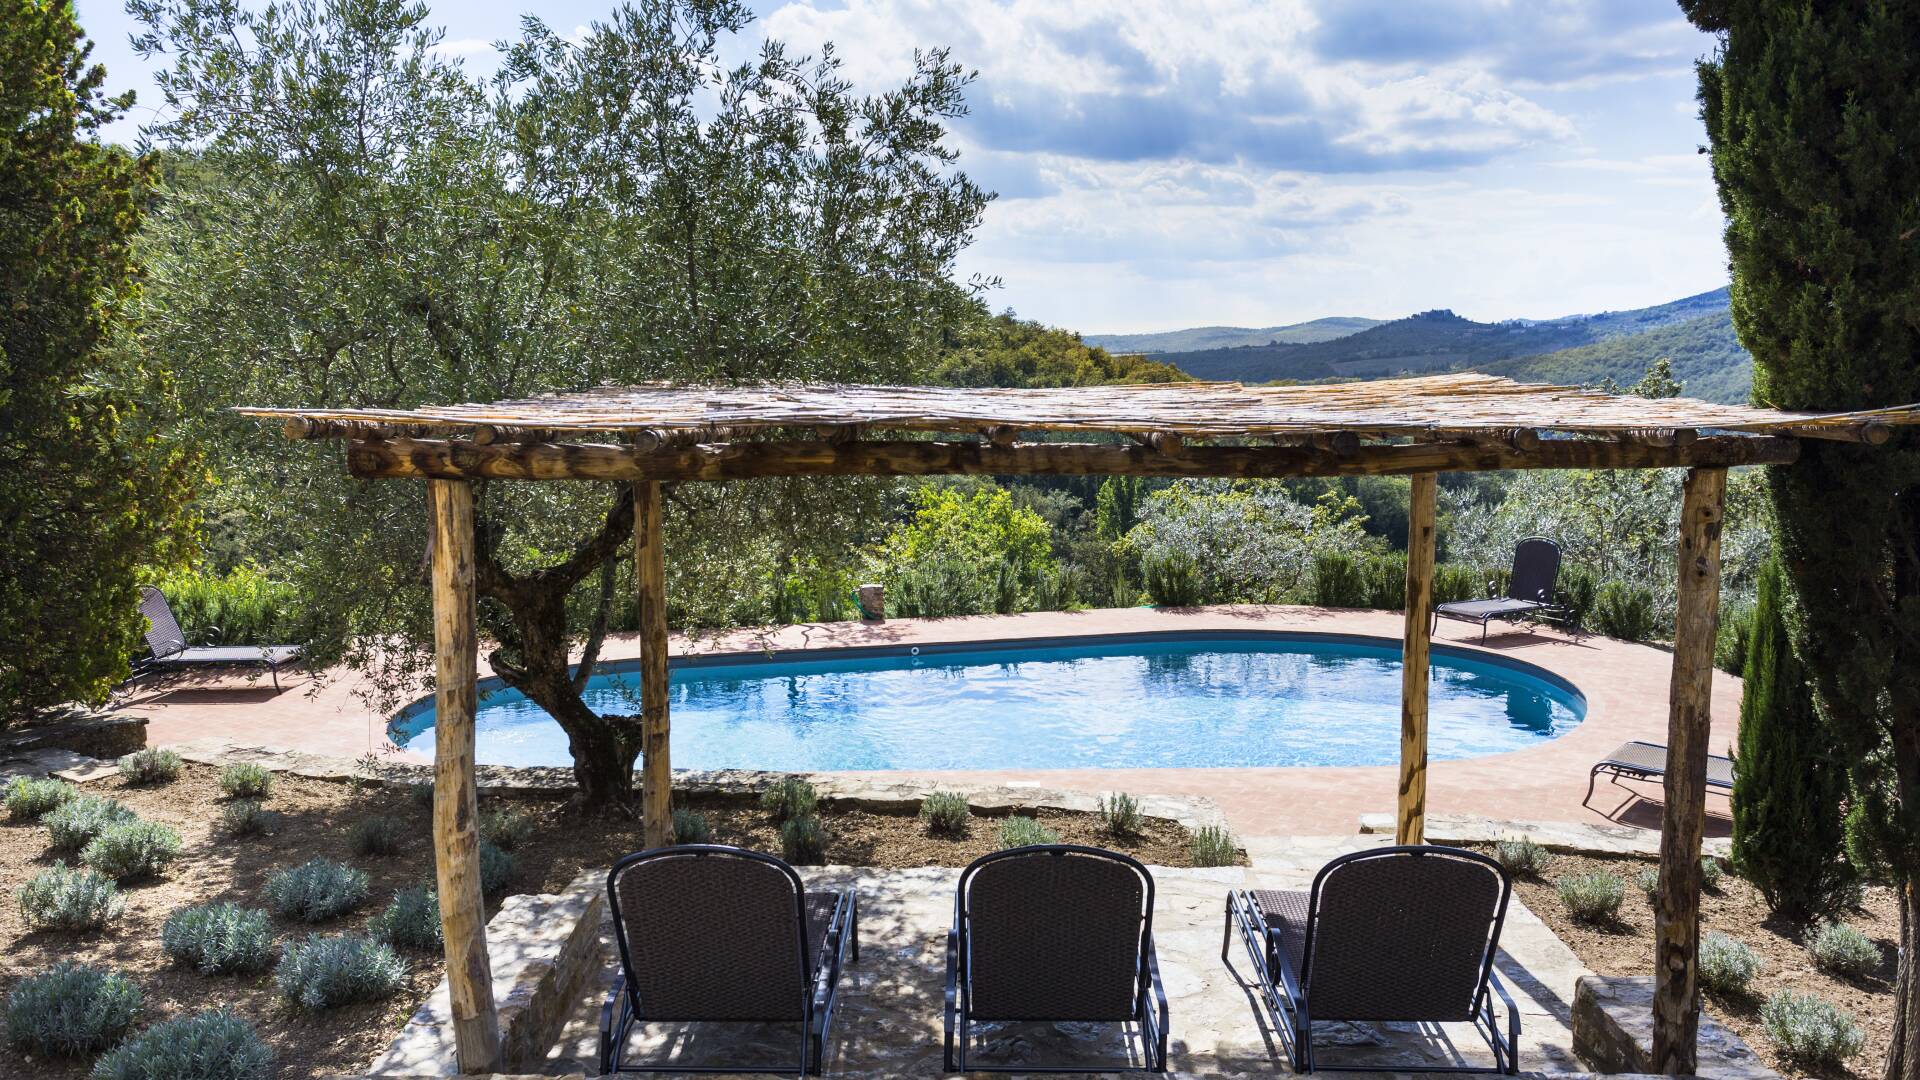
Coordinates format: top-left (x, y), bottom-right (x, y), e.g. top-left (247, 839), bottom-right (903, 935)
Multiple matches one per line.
top-left (1084, 316), bottom-right (1384, 354)
top-left (1103, 286), bottom-right (1750, 404)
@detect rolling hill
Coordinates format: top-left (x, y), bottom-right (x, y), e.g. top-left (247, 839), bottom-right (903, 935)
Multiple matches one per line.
top-left (1083, 316), bottom-right (1382, 354)
top-left (1485, 310), bottom-right (1750, 404)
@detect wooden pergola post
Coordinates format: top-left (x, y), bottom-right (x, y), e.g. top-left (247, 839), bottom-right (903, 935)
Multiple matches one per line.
top-left (1397, 472), bottom-right (1439, 845)
top-left (427, 479), bottom-right (502, 1073)
top-left (634, 480), bottom-right (672, 849)
top-left (1651, 466), bottom-right (1727, 1074)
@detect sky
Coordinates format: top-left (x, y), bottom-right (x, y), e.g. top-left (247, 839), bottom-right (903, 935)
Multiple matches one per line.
top-left (74, 0), bottom-right (1730, 334)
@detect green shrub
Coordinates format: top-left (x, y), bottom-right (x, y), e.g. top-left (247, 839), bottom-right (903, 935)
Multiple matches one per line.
top-left (275, 933), bottom-right (406, 1010)
top-left (1715, 602), bottom-right (1754, 675)
top-left (4, 776), bottom-right (76, 820)
top-left (1098, 793), bottom-right (1146, 840)
top-left (90, 1007), bottom-right (273, 1080)
top-left (1366, 552), bottom-right (1411, 608)
top-left (349, 815), bottom-right (405, 856)
top-left (1760, 990), bottom-right (1864, 1067)
top-left (1699, 855), bottom-right (1724, 892)
top-left (1142, 551), bottom-right (1203, 607)
top-left (217, 763), bottom-right (273, 799)
top-left (1188, 825), bottom-right (1237, 868)
top-left (150, 565), bottom-right (299, 647)
top-left (117, 748), bottom-right (183, 786)
top-left (1552, 566), bottom-right (1599, 631)
top-left (265, 858), bottom-right (370, 922)
top-left (1807, 922), bottom-right (1882, 979)
top-left (17, 862), bottom-right (122, 932)
top-left (918, 792), bottom-right (970, 837)
top-left (1698, 931), bottom-right (1763, 995)
top-left (370, 887), bottom-right (442, 950)
top-left (83, 820), bottom-right (183, 881)
top-left (760, 777), bottom-right (819, 823)
top-left (479, 840), bottom-right (514, 895)
top-left (221, 799), bottom-right (276, 836)
top-left (407, 781), bottom-right (435, 810)
top-left (162, 902), bottom-right (275, 975)
top-left (480, 807), bottom-right (536, 851)
top-left (997, 815), bottom-right (1060, 849)
top-left (1311, 552), bottom-right (1368, 608)
top-left (670, 808), bottom-right (712, 845)
top-left (1432, 562), bottom-right (1494, 606)
top-left (1635, 865), bottom-right (1661, 899)
top-left (45, 795), bottom-right (137, 853)
top-left (779, 814), bottom-right (828, 865)
top-left (1555, 871), bottom-right (1625, 923)
top-left (5, 963), bottom-right (141, 1057)
top-left (1492, 838), bottom-right (1551, 878)
top-left (1032, 564), bottom-right (1082, 612)
top-left (1592, 581), bottom-right (1656, 641)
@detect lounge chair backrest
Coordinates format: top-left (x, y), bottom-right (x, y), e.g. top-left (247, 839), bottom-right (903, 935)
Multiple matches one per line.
top-left (138, 586), bottom-right (188, 659)
top-left (960, 845), bottom-right (1152, 1022)
top-left (1507, 537), bottom-right (1561, 603)
top-left (1302, 846), bottom-right (1510, 1023)
top-left (606, 845), bottom-right (811, 1022)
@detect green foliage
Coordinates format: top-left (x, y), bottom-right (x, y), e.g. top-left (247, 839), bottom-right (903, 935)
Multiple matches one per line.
top-left (1489, 311), bottom-right (1753, 405)
top-left (874, 486), bottom-right (1057, 616)
top-left (919, 792), bottom-right (971, 837)
top-left (150, 565), bottom-right (300, 647)
top-left (275, 933), bottom-right (407, 1010)
top-left (17, 861), bottom-right (122, 931)
top-left (1492, 838), bottom-right (1551, 879)
top-left (997, 816), bottom-right (1060, 849)
top-left (217, 763), bottom-right (273, 799)
top-left (1590, 581), bottom-right (1655, 642)
top-left (349, 815), bottom-right (405, 857)
top-left (1699, 855), bottom-right (1725, 893)
top-left (45, 795), bottom-right (137, 853)
top-left (1635, 865), bottom-right (1661, 900)
top-left (479, 840), bottom-right (514, 895)
top-left (1310, 552), bottom-right (1368, 608)
top-left (932, 309), bottom-right (1190, 388)
top-left (407, 781), bottom-right (435, 811)
top-left (89, 1008), bottom-right (272, 1080)
top-left (369, 887), bottom-right (442, 951)
top-left (1095, 477), bottom-right (1148, 542)
top-left (1759, 991), bottom-right (1865, 1067)
top-left (162, 902), bottom-right (274, 974)
top-left (1555, 871), bottom-right (1625, 923)
top-left (117, 748), bottom-right (182, 786)
top-left (1098, 793), bottom-right (1146, 840)
top-left (1699, 931), bottom-right (1763, 996)
top-left (480, 807), bottom-right (536, 852)
top-left (761, 778), bottom-right (820, 823)
top-left (1732, 560), bottom-right (1855, 921)
top-left (1187, 825), bottom-right (1237, 868)
top-left (4, 963), bottom-right (141, 1056)
top-left (779, 814), bottom-right (828, 865)
top-left (83, 820), bottom-right (182, 881)
top-left (4, 776), bottom-right (76, 820)
top-left (1141, 551), bottom-right (1203, 607)
top-left (670, 808), bottom-right (712, 845)
top-left (0, 0), bottom-right (196, 720)
top-left (265, 858), bottom-right (370, 922)
top-left (1125, 481), bottom-right (1375, 606)
top-left (1807, 922), bottom-right (1882, 980)
top-left (1715, 602), bottom-right (1754, 676)
top-left (220, 799), bottom-right (275, 836)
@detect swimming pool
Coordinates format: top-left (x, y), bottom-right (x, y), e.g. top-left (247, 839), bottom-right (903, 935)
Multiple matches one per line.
top-left (389, 632), bottom-right (1585, 771)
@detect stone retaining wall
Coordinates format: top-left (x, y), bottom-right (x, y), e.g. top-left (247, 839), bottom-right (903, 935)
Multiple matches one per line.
top-left (1573, 975), bottom-right (1775, 1080)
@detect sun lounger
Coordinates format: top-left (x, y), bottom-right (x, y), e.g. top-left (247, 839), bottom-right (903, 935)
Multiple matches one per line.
top-left (1434, 537), bottom-right (1562, 642)
top-left (134, 585), bottom-right (301, 691)
top-left (1586, 739), bottom-right (1735, 806)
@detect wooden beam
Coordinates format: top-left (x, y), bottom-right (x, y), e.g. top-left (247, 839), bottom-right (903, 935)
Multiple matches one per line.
top-left (1397, 472), bottom-right (1438, 845)
top-left (633, 480), bottom-right (672, 850)
top-left (1651, 466), bottom-right (1727, 1075)
top-left (426, 479), bottom-right (502, 1074)
top-left (345, 433), bottom-right (1801, 483)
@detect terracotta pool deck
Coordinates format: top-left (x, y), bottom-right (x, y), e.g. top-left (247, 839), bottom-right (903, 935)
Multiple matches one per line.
top-left (115, 604), bottom-right (1738, 841)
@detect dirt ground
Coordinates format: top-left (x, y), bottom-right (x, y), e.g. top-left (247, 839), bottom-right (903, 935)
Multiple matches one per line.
top-left (1489, 847), bottom-right (1898, 1080)
top-left (0, 762), bottom-right (1212, 1078)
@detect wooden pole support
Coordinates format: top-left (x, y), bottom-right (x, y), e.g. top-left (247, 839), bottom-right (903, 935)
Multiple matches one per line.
top-left (634, 480), bottom-right (672, 850)
top-left (1397, 472), bottom-right (1438, 845)
top-left (427, 479), bottom-right (502, 1074)
top-left (1651, 466), bottom-right (1727, 1074)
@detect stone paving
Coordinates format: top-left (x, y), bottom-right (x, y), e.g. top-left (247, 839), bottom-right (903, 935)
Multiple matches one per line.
top-left (539, 836), bottom-right (1596, 1078)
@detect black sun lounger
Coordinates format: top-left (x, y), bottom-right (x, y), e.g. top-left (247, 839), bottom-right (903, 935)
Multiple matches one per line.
top-left (1225, 844), bottom-right (1519, 1074)
top-left (1585, 739), bottom-right (1735, 807)
top-left (1433, 537), bottom-right (1562, 642)
top-left (134, 585), bottom-right (302, 691)
top-left (600, 844), bottom-right (857, 1075)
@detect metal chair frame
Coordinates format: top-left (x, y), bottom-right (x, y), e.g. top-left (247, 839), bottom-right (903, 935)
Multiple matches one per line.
top-left (599, 844), bottom-right (858, 1076)
top-left (945, 844), bottom-right (1170, 1074)
top-left (1223, 845), bottom-right (1519, 1074)
top-left (1432, 536), bottom-right (1564, 643)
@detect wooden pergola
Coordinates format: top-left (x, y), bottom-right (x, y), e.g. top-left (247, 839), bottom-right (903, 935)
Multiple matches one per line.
top-left (245, 374), bottom-right (1920, 1075)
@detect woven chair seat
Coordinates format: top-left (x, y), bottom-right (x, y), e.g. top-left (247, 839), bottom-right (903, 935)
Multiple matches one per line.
top-left (1248, 889), bottom-right (1310, 980)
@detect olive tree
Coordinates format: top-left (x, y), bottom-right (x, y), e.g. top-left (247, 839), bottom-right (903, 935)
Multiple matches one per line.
top-left (130, 0), bottom-right (988, 806)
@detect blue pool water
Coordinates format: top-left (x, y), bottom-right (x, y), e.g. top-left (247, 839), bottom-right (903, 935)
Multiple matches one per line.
top-left (390, 633), bottom-right (1584, 771)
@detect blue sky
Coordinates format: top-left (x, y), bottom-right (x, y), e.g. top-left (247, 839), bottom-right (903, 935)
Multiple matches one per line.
top-left (75, 0), bottom-right (1728, 334)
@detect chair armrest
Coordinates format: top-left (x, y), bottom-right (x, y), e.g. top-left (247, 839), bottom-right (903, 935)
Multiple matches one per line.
top-left (1145, 932), bottom-right (1170, 1030)
top-left (1488, 965), bottom-right (1521, 1045)
top-left (1269, 927), bottom-right (1305, 1005)
top-left (599, 970), bottom-right (628, 1072)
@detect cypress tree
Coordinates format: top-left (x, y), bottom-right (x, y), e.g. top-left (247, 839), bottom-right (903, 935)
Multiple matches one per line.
top-left (1685, 2), bottom-right (1920, 1075)
top-left (1730, 558), bottom-right (1853, 922)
